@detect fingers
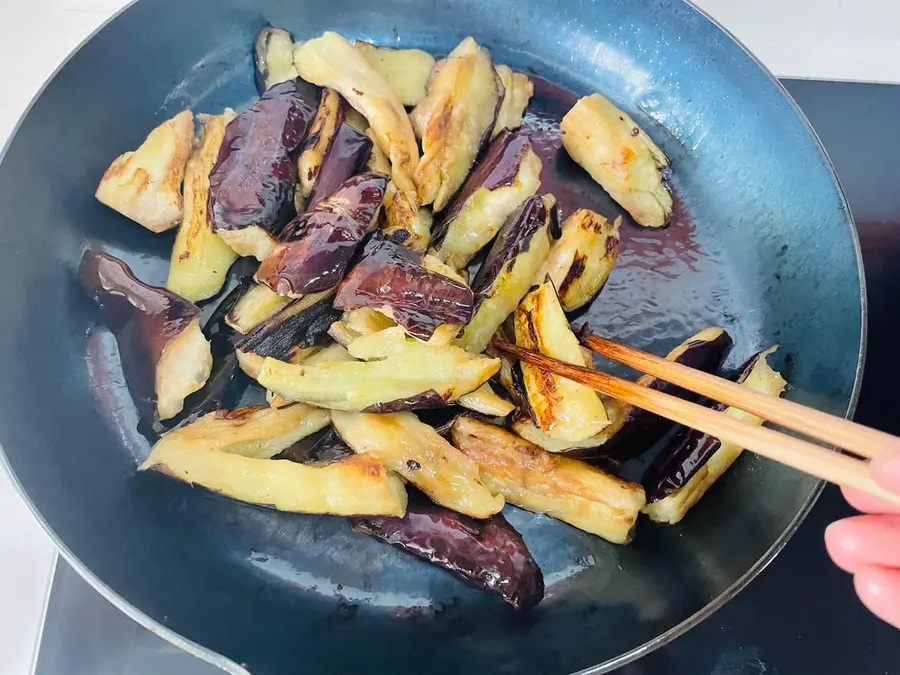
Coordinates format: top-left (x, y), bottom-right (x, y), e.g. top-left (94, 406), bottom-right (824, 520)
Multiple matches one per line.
top-left (854, 566), bottom-right (900, 629)
top-left (871, 443), bottom-right (900, 493)
top-left (841, 486), bottom-right (900, 514)
top-left (825, 515), bottom-right (900, 573)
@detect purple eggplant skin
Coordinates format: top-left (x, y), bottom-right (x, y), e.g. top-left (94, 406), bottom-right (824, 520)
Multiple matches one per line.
top-left (363, 390), bottom-right (448, 413)
top-left (576, 330), bottom-right (733, 461)
top-left (274, 426), bottom-right (355, 466)
top-left (352, 494), bottom-right (544, 610)
top-left (431, 131), bottom-right (534, 249)
top-left (470, 195), bottom-right (562, 307)
top-left (78, 250), bottom-right (202, 422)
top-left (208, 80), bottom-right (316, 238)
top-left (307, 123), bottom-right (374, 209)
top-left (641, 347), bottom-right (768, 503)
top-left (255, 172), bottom-right (388, 296)
top-left (334, 237), bottom-right (474, 340)
top-left (235, 294), bottom-right (342, 363)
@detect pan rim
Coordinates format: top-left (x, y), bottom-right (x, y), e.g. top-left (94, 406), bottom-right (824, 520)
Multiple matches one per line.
top-left (0, 0), bottom-right (866, 673)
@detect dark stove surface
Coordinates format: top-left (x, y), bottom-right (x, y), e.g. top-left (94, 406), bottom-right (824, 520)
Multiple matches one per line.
top-left (33, 79), bottom-right (900, 675)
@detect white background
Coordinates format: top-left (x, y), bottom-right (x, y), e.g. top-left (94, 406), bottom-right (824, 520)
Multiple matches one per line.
top-left (0, 1), bottom-right (898, 673)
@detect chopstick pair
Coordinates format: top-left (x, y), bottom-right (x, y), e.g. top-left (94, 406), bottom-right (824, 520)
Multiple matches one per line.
top-left (495, 335), bottom-right (900, 508)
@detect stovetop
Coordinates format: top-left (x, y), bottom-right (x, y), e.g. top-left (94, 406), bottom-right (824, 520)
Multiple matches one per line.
top-left (31, 79), bottom-right (900, 675)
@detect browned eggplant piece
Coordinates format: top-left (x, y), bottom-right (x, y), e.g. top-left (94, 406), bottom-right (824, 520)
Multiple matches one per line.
top-left (513, 327), bottom-right (733, 456)
top-left (352, 491), bottom-right (544, 610)
top-left (235, 291), bottom-right (340, 379)
top-left (381, 183), bottom-right (433, 252)
top-left (79, 250), bottom-right (212, 421)
top-left (167, 110), bottom-right (240, 303)
top-left (332, 411), bottom-right (504, 518)
top-left (561, 93), bottom-right (672, 228)
top-left (95, 110), bottom-right (194, 233)
top-left (451, 417), bottom-right (646, 544)
top-left (455, 194), bottom-right (560, 353)
top-left (254, 26), bottom-right (299, 94)
top-left (258, 326), bottom-right (500, 412)
top-left (140, 416), bottom-right (407, 517)
top-left (274, 426), bottom-right (354, 466)
top-left (491, 65), bottom-right (534, 138)
top-left (410, 37), bottom-right (504, 211)
top-left (296, 89), bottom-right (375, 211)
top-left (334, 237), bottom-right (474, 341)
top-left (513, 279), bottom-right (609, 443)
top-left (430, 131), bottom-right (542, 269)
top-left (353, 42), bottom-right (436, 106)
top-left (255, 172), bottom-right (387, 296)
top-left (294, 32), bottom-right (420, 194)
top-left (535, 209), bottom-right (621, 312)
top-left (642, 346), bottom-right (786, 524)
top-left (208, 80), bottom-right (316, 260)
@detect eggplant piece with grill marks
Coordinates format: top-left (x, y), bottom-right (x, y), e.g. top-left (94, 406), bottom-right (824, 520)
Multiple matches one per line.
top-left (642, 346), bottom-right (787, 524)
top-left (208, 80), bottom-right (316, 260)
top-left (430, 131), bottom-right (542, 269)
top-left (455, 194), bottom-right (560, 354)
top-left (79, 250), bottom-right (212, 422)
top-left (253, 26), bottom-right (300, 94)
top-left (451, 416), bottom-right (646, 544)
top-left (255, 172), bottom-right (387, 296)
top-left (334, 237), bottom-right (474, 341)
top-left (352, 492), bottom-right (543, 610)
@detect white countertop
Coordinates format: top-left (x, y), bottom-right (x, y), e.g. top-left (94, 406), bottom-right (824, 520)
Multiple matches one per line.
top-left (0, 2), bottom-right (897, 674)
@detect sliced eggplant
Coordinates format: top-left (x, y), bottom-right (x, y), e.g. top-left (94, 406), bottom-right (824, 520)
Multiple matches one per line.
top-left (254, 26), bottom-right (300, 94)
top-left (536, 209), bottom-right (621, 312)
top-left (354, 42), bottom-right (436, 107)
top-left (328, 308), bottom-right (397, 347)
top-left (561, 93), bottom-right (672, 228)
top-left (366, 128), bottom-right (393, 174)
top-left (643, 346), bottom-right (787, 524)
top-left (255, 172), bottom-right (387, 296)
top-left (455, 194), bottom-right (560, 354)
top-left (512, 327), bottom-right (733, 456)
top-left (274, 426), bottom-right (355, 465)
top-left (491, 65), bottom-right (533, 139)
top-left (332, 411), bottom-right (504, 519)
top-left (410, 37), bottom-right (504, 211)
top-left (266, 343), bottom-right (356, 409)
top-left (79, 250), bottom-right (212, 421)
top-left (235, 291), bottom-right (340, 379)
top-left (225, 282), bottom-right (292, 334)
top-left (166, 110), bottom-right (240, 302)
top-left (294, 32), bottom-right (419, 193)
top-left (382, 183), bottom-right (433, 252)
top-left (297, 89), bottom-right (374, 211)
top-left (456, 383), bottom-right (515, 417)
top-left (140, 440), bottom-right (407, 517)
top-left (513, 279), bottom-right (610, 442)
top-left (95, 109), bottom-right (194, 233)
top-left (334, 237), bottom-right (474, 341)
top-left (430, 131), bottom-right (543, 269)
top-left (451, 417), bottom-right (646, 544)
top-left (352, 493), bottom-right (543, 610)
top-left (257, 326), bottom-right (500, 411)
top-left (208, 80), bottom-right (316, 260)
top-left (149, 404), bottom-right (330, 460)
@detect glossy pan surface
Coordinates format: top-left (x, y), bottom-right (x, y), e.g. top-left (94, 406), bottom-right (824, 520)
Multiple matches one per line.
top-left (0, 0), bottom-right (864, 673)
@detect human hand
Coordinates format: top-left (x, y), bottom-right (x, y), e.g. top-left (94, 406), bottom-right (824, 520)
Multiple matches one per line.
top-left (825, 442), bottom-right (900, 628)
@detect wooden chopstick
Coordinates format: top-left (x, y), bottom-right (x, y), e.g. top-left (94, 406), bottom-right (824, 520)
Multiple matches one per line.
top-left (495, 341), bottom-right (900, 508)
top-left (582, 334), bottom-right (890, 460)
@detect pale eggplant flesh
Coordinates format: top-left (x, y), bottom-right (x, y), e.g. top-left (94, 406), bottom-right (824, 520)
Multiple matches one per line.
top-left (255, 172), bottom-right (387, 296)
top-left (79, 250), bottom-right (212, 422)
top-left (334, 237), bottom-right (474, 340)
top-left (352, 491), bottom-right (544, 610)
top-left (208, 80), bottom-right (317, 259)
top-left (253, 26), bottom-right (300, 95)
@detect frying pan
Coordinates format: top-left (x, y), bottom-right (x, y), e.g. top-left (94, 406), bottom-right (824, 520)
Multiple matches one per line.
top-left (0, 0), bottom-right (865, 673)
